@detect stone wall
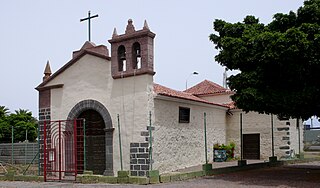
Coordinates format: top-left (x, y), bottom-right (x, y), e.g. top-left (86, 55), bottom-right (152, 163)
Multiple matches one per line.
top-left (153, 97), bottom-right (227, 174)
top-left (108, 20), bottom-right (155, 79)
top-left (129, 142), bottom-right (150, 176)
top-left (38, 88), bottom-right (51, 175)
top-left (38, 107), bottom-right (51, 175)
top-left (226, 110), bottom-right (303, 160)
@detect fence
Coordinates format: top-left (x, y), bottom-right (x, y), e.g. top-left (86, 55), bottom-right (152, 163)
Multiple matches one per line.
top-left (304, 128), bottom-right (320, 151)
top-left (0, 142), bottom-right (38, 164)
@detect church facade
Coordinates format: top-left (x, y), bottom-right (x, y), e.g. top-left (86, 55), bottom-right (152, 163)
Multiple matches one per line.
top-left (36, 20), bottom-right (303, 177)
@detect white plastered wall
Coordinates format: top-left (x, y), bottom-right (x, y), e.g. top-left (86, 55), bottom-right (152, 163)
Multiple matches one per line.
top-left (226, 110), bottom-right (304, 160)
top-left (44, 54), bottom-right (154, 175)
top-left (153, 97), bottom-right (227, 174)
top-left (226, 110), bottom-right (273, 159)
top-left (200, 93), bottom-right (232, 104)
top-left (294, 119), bottom-right (304, 155)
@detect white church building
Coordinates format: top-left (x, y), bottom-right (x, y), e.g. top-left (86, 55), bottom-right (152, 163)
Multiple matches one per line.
top-left (36, 19), bottom-right (303, 177)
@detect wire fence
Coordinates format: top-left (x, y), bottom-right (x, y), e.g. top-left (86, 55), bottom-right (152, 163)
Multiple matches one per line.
top-left (304, 128), bottom-right (320, 151)
top-left (0, 142), bottom-right (38, 165)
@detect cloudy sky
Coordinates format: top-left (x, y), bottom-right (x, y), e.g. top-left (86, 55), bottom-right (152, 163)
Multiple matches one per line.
top-left (0, 0), bottom-right (304, 117)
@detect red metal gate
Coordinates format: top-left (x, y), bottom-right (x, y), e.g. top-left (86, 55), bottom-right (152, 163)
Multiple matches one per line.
top-left (43, 119), bottom-right (84, 182)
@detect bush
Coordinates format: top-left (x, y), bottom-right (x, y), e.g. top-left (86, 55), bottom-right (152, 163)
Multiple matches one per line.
top-left (213, 142), bottom-right (235, 160)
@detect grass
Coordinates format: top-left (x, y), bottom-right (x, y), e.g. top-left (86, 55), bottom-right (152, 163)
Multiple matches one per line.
top-left (304, 151), bottom-right (320, 159)
top-left (0, 163), bottom-right (38, 176)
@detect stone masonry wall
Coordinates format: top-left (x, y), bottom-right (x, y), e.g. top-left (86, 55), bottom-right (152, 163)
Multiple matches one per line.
top-left (130, 126), bottom-right (154, 176)
top-left (38, 89), bottom-right (51, 175)
top-left (38, 107), bottom-right (51, 175)
top-left (275, 119), bottom-right (303, 159)
top-left (153, 98), bottom-right (227, 174)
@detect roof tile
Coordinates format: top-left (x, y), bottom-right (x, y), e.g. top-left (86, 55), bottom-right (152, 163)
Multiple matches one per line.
top-left (154, 83), bottom-right (228, 108)
top-left (184, 80), bottom-right (233, 96)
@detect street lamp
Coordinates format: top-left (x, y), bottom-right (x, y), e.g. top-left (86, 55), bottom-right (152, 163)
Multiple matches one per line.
top-left (185, 71), bottom-right (199, 90)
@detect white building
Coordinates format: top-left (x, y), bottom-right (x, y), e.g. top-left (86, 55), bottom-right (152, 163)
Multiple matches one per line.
top-left (36, 19), bottom-right (303, 177)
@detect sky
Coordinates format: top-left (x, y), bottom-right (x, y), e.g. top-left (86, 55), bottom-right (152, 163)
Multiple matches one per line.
top-left (0, 0), bottom-right (305, 118)
top-left (304, 116), bottom-right (320, 127)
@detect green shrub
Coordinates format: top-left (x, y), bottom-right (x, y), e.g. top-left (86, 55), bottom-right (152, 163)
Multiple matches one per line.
top-left (213, 142), bottom-right (235, 160)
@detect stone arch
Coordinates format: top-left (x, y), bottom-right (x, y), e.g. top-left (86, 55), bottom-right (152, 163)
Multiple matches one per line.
top-left (117, 45), bottom-right (126, 71)
top-left (67, 99), bottom-right (114, 176)
top-left (132, 42), bottom-right (141, 69)
top-left (67, 99), bottom-right (112, 128)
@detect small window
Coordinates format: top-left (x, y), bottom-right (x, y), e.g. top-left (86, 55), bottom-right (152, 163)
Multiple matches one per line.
top-left (179, 107), bottom-right (190, 123)
top-left (47, 148), bottom-right (56, 162)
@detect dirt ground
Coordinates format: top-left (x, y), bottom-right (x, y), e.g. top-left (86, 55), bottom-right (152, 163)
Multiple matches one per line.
top-left (0, 161), bottom-right (320, 188)
top-left (0, 163), bottom-right (38, 176)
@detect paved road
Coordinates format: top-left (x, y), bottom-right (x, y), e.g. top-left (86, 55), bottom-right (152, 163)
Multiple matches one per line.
top-left (0, 162), bottom-right (320, 188)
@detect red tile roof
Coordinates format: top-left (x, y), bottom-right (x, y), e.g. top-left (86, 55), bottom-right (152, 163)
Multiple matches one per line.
top-left (72, 41), bottom-right (109, 58)
top-left (223, 101), bottom-right (237, 109)
top-left (154, 83), bottom-right (228, 108)
top-left (184, 80), bottom-right (234, 96)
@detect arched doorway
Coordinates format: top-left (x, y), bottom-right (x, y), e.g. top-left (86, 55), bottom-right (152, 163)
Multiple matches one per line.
top-left (67, 99), bottom-right (114, 176)
top-left (79, 110), bottom-right (105, 174)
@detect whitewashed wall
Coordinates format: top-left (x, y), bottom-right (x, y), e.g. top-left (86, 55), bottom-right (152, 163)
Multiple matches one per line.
top-left (45, 54), bottom-right (154, 175)
top-left (153, 97), bottom-right (227, 173)
top-left (200, 94), bottom-right (232, 104)
top-left (227, 110), bottom-right (303, 160)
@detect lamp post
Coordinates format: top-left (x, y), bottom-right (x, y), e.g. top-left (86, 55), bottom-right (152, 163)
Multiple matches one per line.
top-left (185, 72), bottom-right (199, 90)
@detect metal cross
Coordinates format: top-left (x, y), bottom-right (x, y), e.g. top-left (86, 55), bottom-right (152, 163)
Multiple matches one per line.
top-left (80, 11), bottom-right (99, 41)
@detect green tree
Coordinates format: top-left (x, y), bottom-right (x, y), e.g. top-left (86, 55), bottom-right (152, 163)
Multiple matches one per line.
top-left (210, 0), bottom-right (320, 119)
top-left (0, 106), bottom-right (11, 142)
top-left (0, 107), bottom-right (38, 143)
top-left (0, 106), bottom-right (9, 118)
top-left (8, 109), bottom-right (38, 142)
top-left (0, 118), bottom-right (11, 143)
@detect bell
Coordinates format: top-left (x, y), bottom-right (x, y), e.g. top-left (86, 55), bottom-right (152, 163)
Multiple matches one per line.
top-left (119, 53), bottom-right (126, 60)
top-left (136, 49), bottom-right (141, 57)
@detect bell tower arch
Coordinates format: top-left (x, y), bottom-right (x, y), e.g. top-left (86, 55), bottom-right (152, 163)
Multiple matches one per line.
top-left (108, 19), bottom-right (156, 79)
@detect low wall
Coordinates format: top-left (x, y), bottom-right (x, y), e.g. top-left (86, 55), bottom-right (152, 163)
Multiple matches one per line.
top-left (0, 142), bottom-right (38, 164)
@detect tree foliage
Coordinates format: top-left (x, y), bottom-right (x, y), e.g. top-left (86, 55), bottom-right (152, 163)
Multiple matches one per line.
top-left (0, 106), bottom-right (9, 118)
top-left (210, 0), bottom-right (320, 119)
top-left (0, 106), bottom-right (38, 143)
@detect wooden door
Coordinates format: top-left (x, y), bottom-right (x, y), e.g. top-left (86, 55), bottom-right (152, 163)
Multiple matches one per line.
top-left (243, 134), bottom-right (260, 160)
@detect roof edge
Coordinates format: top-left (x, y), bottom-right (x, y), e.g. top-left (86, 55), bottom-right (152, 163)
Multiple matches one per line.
top-left (155, 94), bottom-right (229, 109)
top-left (36, 50), bottom-right (110, 89)
top-left (35, 84), bottom-right (64, 91)
top-left (154, 83), bottom-right (229, 109)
